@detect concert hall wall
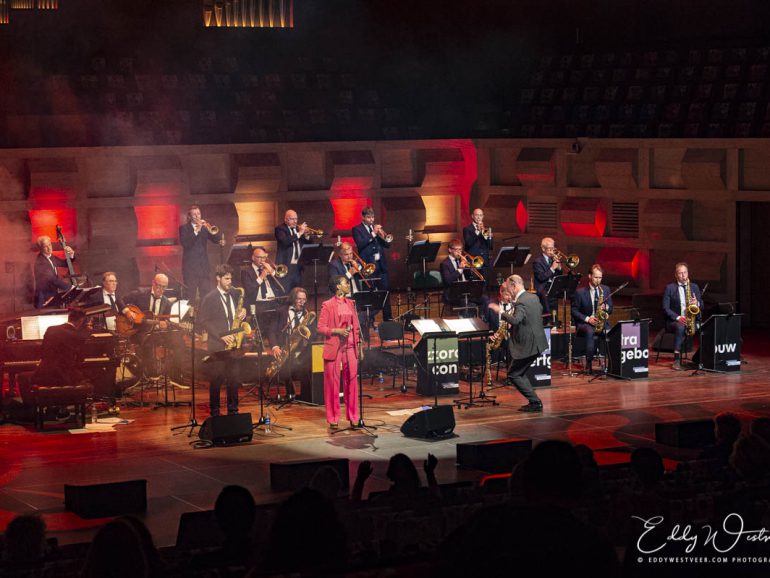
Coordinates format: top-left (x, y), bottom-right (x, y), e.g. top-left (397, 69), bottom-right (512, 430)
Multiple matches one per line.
top-left (1, 138), bottom-right (767, 323)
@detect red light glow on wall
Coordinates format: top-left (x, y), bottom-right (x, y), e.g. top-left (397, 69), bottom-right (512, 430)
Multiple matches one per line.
top-left (560, 201), bottom-right (607, 237)
top-left (134, 205), bottom-right (179, 240)
top-left (516, 201), bottom-right (528, 232)
top-left (596, 247), bottom-right (642, 280)
top-left (329, 197), bottom-right (370, 232)
top-left (28, 208), bottom-right (76, 245)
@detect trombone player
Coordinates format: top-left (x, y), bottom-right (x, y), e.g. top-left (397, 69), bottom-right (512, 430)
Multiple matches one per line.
top-left (180, 205), bottom-right (225, 302)
top-left (353, 207), bottom-right (393, 321)
top-left (463, 208), bottom-right (493, 286)
top-left (532, 236), bottom-right (562, 324)
top-left (328, 242), bottom-right (367, 295)
top-left (441, 240), bottom-right (489, 318)
top-left (241, 246), bottom-right (286, 334)
top-left (663, 262), bottom-right (703, 371)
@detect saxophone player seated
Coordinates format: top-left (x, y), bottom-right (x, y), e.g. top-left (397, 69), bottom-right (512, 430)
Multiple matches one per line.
top-left (662, 262), bottom-right (703, 371)
top-left (571, 264), bottom-right (613, 375)
top-left (267, 287), bottom-right (314, 401)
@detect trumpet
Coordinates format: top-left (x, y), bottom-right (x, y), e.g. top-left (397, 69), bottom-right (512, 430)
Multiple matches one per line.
top-left (552, 247), bottom-right (580, 269)
top-left (195, 219), bottom-right (219, 236)
top-left (459, 251), bottom-right (485, 281)
top-left (482, 226), bottom-right (493, 240)
top-left (375, 225), bottom-right (394, 244)
top-left (302, 224), bottom-right (324, 239)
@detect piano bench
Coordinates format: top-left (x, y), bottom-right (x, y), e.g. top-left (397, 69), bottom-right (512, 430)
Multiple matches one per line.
top-left (31, 384), bottom-right (92, 430)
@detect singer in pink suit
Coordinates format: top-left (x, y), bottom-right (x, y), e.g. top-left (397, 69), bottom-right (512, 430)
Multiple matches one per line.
top-left (317, 275), bottom-right (363, 430)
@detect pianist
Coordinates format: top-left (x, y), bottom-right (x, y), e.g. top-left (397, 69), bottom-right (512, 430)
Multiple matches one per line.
top-left (18, 309), bottom-right (89, 412)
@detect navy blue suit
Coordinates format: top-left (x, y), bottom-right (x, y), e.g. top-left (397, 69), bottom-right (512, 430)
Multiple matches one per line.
top-left (34, 253), bottom-right (74, 308)
top-left (274, 223), bottom-right (312, 292)
top-left (532, 255), bottom-right (562, 319)
top-left (571, 284), bottom-right (613, 365)
top-left (180, 223), bottom-right (222, 302)
top-left (662, 282), bottom-right (703, 352)
top-left (352, 223), bottom-right (392, 320)
top-left (440, 257), bottom-right (488, 318)
top-left (327, 257), bottom-right (363, 295)
top-left (462, 224), bottom-right (493, 285)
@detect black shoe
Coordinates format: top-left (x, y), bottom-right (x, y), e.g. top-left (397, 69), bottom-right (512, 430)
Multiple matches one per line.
top-left (672, 359), bottom-right (683, 371)
top-left (518, 403), bottom-right (543, 413)
top-left (585, 363), bottom-right (593, 376)
top-left (504, 377), bottom-right (516, 386)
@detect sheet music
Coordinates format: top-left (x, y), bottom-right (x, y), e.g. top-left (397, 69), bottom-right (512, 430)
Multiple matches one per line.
top-left (443, 318), bottom-right (477, 334)
top-left (411, 319), bottom-right (443, 334)
top-left (21, 314), bottom-right (68, 340)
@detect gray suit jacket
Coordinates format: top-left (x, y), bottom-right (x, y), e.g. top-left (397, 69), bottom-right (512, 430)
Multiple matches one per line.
top-left (501, 291), bottom-right (549, 359)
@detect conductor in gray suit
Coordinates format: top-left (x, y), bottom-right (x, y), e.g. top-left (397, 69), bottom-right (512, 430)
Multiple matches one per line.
top-left (488, 274), bottom-right (549, 412)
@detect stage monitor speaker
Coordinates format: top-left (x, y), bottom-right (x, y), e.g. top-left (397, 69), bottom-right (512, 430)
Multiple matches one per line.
top-left (199, 413), bottom-right (254, 446)
top-left (270, 457), bottom-right (350, 492)
top-left (400, 405), bottom-right (455, 439)
top-left (64, 479), bottom-right (147, 519)
top-left (456, 438), bottom-right (533, 473)
top-left (655, 419), bottom-right (715, 448)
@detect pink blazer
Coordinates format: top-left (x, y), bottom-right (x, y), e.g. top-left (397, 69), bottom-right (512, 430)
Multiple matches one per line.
top-left (317, 296), bottom-right (361, 361)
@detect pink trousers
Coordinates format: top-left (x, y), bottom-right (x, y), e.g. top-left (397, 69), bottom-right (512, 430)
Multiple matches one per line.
top-left (323, 345), bottom-right (359, 424)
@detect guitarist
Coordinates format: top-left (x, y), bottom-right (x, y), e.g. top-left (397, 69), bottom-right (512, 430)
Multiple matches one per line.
top-left (83, 271), bottom-right (129, 331)
top-left (33, 235), bottom-right (76, 308)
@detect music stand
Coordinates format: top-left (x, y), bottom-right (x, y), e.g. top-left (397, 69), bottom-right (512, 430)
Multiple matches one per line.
top-left (492, 245), bottom-right (531, 279)
top-left (447, 280), bottom-right (484, 318)
top-left (448, 317), bottom-right (496, 409)
top-left (548, 273), bottom-right (581, 375)
top-left (408, 240), bottom-right (442, 283)
top-left (297, 244), bottom-right (335, 316)
top-left (42, 285), bottom-right (84, 308)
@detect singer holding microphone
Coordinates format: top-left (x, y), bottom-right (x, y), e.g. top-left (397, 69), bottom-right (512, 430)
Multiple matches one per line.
top-left (317, 275), bottom-right (363, 430)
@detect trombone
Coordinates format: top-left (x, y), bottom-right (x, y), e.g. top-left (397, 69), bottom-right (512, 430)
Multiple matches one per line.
top-left (302, 224), bottom-right (324, 239)
top-left (553, 247), bottom-right (580, 269)
top-left (349, 250), bottom-right (376, 289)
top-left (459, 251), bottom-right (485, 281)
top-left (265, 259), bottom-right (288, 278)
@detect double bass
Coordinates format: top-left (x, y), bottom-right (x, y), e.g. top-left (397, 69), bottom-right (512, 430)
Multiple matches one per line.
top-left (55, 225), bottom-right (80, 286)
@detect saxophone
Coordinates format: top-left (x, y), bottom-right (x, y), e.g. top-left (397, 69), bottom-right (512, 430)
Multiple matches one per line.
top-left (595, 286), bottom-right (609, 334)
top-left (226, 287), bottom-right (252, 350)
top-left (684, 281), bottom-right (700, 337)
top-left (266, 310), bottom-right (316, 379)
top-left (486, 307), bottom-right (511, 386)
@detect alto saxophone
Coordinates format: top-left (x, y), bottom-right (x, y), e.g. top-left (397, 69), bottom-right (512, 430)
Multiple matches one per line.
top-left (684, 281), bottom-right (699, 337)
top-left (226, 287), bottom-right (252, 350)
top-left (266, 310), bottom-right (316, 379)
top-left (486, 306), bottom-right (511, 386)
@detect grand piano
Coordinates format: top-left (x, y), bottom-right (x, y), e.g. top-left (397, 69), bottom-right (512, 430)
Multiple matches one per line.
top-left (0, 310), bottom-right (120, 400)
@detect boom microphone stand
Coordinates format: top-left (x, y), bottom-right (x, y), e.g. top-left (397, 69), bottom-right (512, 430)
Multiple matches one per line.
top-left (171, 306), bottom-right (200, 437)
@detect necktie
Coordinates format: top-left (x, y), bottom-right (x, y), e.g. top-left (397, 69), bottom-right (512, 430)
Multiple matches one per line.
top-left (223, 293), bottom-right (233, 325)
top-left (593, 288), bottom-right (599, 316)
top-left (258, 269), bottom-right (268, 299)
top-left (291, 228), bottom-right (299, 261)
top-left (108, 294), bottom-right (116, 312)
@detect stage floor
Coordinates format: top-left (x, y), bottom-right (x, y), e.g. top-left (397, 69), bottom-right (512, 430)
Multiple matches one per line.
top-left (1, 330), bottom-right (769, 548)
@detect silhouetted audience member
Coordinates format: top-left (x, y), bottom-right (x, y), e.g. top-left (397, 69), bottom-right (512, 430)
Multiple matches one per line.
top-left (630, 447), bottom-right (665, 490)
top-left (309, 465), bottom-right (344, 500)
top-left (191, 485), bottom-right (257, 571)
top-left (574, 443), bottom-right (602, 499)
top-left (698, 411), bottom-right (742, 465)
top-left (750, 416), bottom-right (770, 445)
top-left (435, 440), bottom-right (618, 578)
top-left (356, 453), bottom-right (439, 501)
top-left (2, 513), bottom-right (51, 568)
top-left (263, 488), bottom-right (346, 576)
top-left (730, 433), bottom-right (770, 480)
top-left (81, 516), bottom-right (162, 578)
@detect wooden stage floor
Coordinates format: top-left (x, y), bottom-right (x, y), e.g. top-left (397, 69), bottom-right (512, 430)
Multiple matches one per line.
top-left (1, 329), bottom-right (769, 548)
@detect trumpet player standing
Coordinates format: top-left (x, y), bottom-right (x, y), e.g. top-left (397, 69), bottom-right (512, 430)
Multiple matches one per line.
top-left (180, 205), bottom-right (225, 302)
top-left (463, 208), bottom-right (493, 286)
top-left (353, 207), bottom-right (392, 321)
top-left (571, 264), bottom-right (613, 375)
top-left (275, 209), bottom-right (312, 292)
top-left (663, 262), bottom-right (703, 371)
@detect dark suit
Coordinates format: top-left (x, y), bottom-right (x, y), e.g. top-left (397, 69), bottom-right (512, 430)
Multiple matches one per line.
top-left (241, 265), bottom-right (286, 307)
top-left (501, 291), bottom-right (548, 406)
top-left (123, 289), bottom-right (179, 378)
top-left (81, 289), bottom-right (127, 332)
top-left (198, 288), bottom-right (241, 415)
top-left (662, 281), bottom-right (703, 352)
top-left (30, 323), bottom-right (88, 387)
top-left (440, 257), bottom-right (488, 318)
top-left (462, 224), bottom-right (493, 285)
top-left (352, 223), bottom-right (392, 320)
top-left (571, 284), bottom-right (613, 366)
top-left (532, 254), bottom-right (561, 320)
top-left (267, 304), bottom-right (314, 397)
top-left (274, 223), bottom-right (312, 292)
top-left (180, 223), bottom-right (222, 301)
top-left (33, 253), bottom-right (74, 308)
top-left (327, 257), bottom-right (363, 295)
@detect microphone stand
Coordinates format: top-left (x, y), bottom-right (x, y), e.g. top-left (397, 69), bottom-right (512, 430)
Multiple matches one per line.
top-left (252, 312), bottom-right (292, 434)
top-left (171, 305), bottom-right (200, 436)
top-left (333, 323), bottom-right (378, 437)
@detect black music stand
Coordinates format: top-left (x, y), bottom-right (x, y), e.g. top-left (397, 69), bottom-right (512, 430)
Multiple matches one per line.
top-left (171, 305), bottom-right (202, 437)
top-left (43, 286), bottom-right (84, 308)
top-left (298, 244), bottom-right (335, 316)
top-left (450, 318), bottom-right (496, 409)
top-left (492, 245), bottom-right (531, 280)
top-left (353, 290), bottom-right (389, 343)
top-left (549, 273), bottom-right (581, 375)
top-left (447, 280), bottom-right (485, 318)
top-left (408, 240), bottom-right (442, 288)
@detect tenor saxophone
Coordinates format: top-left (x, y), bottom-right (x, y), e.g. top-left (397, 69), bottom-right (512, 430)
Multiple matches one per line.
top-left (595, 286), bottom-right (609, 334)
top-left (486, 309), bottom-right (510, 386)
top-left (266, 310), bottom-right (316, 379)
top-left (226, 287), bottom-right (252, 350)
top-left (684, 281), bottom-right (699, 337)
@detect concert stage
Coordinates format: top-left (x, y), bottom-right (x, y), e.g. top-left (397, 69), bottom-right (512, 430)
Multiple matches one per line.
top-left (1, 329), bottom-right (768, 548)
